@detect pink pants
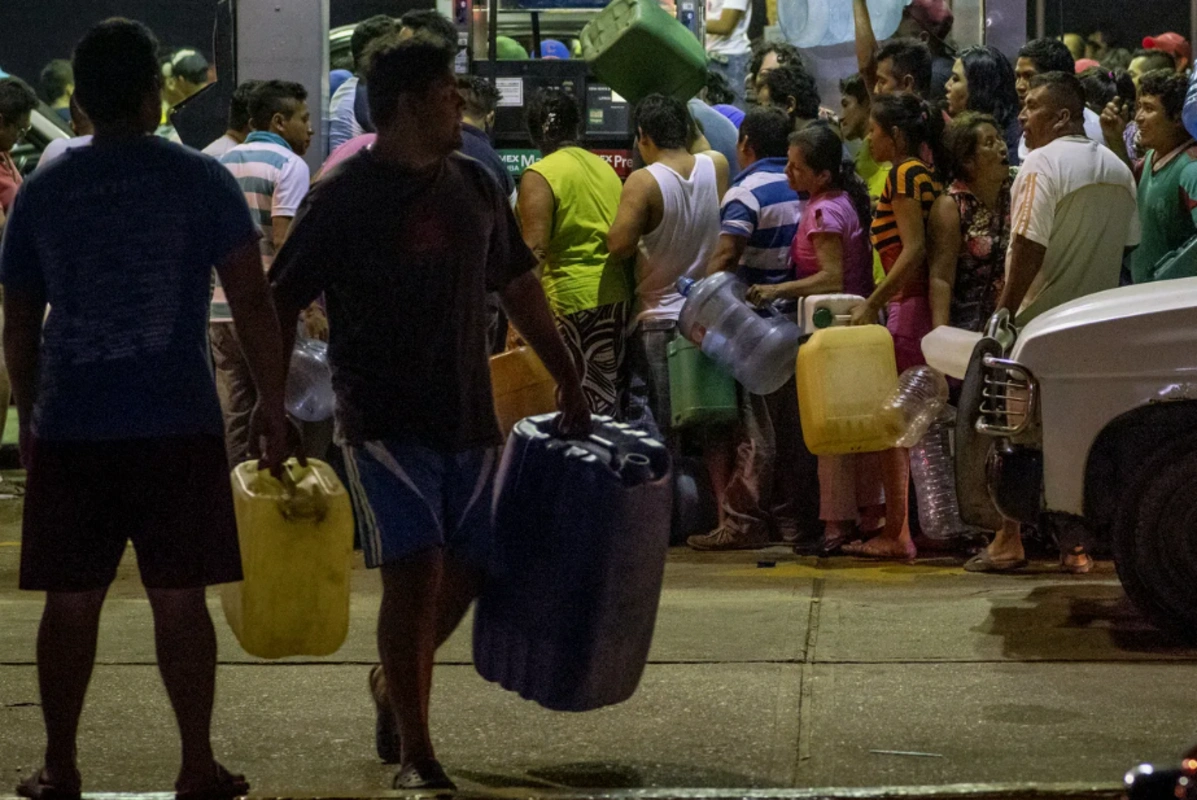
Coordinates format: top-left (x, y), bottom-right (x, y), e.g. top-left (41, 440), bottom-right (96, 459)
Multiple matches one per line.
top-left (886, 295), bottom-right (933, 373)
top-left (818, 452), bottom-right (885, 523)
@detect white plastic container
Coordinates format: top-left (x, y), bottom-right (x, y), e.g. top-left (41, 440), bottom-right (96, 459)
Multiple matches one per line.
top-left (921, 326), bottom-right (982, 380)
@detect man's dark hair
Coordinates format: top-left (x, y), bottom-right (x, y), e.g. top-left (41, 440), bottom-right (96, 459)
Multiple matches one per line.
top-left (1132, 48), bottom-right (1177, 74)
top-left (1139, 69), bottom-right (1188, 120)
top-left (39, 59), bottom-right (73, 105)
top-left (1028, 71), bottom-right (1086, 121)
top-left (164, 49), bottom-right (209, 85)
top-left (763, 63), bottom-right (820, 122)
top-left (738, 106), bottom-right (791, 159)
top-left (228, 79), bottom-right (262, 131)
top-left (749, 40), bottom-right (802, 83)
top-left (0, 77), bottom-right (38, 125)
top-left (633, 94), bottom-right (689, 150)
top-left (73, 18), bottom-right (161, 126)
top-left (400, 10), bottom-right (457, 48)
top-left (351, 15), bottom-right (400, 72)
top-left (526, 87), bottom-right (581, 153)
top-left (457, 75), bottom-right (501, 119)
top-left (365, 34), bottom-right (454, 128)
top-left (704, 69), bottom-right (736, 106)
top-left (1018, 38), bottom-right (1075, 75)
top-left (877, 38), bottom-right (933, 98)
top-left (248, 80), bottom-right (307, 131)
top-left (1077, 66), bottom-right (1116, 112)
top-left (840, 73), bottom-right (869, 106)
top-left (1112, 68), bottom-right (1136, 112)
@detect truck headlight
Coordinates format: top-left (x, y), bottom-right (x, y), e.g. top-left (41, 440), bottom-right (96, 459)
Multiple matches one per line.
top-left (976, 355), bottom-right (1037, 436)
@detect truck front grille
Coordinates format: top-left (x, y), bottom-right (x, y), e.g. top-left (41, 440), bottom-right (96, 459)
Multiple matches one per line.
top-left (976, 355), bottom-right (1036, 436)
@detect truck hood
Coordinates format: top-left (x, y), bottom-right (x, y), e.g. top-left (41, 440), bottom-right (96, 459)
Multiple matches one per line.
top-left (1013, 278), bottom-right (1197, 378)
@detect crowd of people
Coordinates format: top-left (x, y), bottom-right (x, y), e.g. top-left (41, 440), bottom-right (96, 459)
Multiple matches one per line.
top-left (0, 2), bottom-right (1195, 797)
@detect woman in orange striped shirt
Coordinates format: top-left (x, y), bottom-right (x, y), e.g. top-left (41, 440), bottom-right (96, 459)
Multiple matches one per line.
top-left (845, 93), bottom-right (945, 560)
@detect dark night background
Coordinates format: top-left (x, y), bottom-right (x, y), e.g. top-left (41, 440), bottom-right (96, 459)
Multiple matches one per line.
top-left (0, 0), bottom-right (1189, 92)
top-left (0, 0), bottom-right (429, 86)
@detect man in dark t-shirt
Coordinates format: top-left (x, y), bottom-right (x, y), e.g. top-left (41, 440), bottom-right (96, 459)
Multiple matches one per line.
top-left (269, 35), bottom-right (589, 791)
top-left (3, 19), bottom-right (289, 799)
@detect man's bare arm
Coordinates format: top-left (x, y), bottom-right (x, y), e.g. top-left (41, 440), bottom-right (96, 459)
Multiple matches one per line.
top-left (997, 233), bottom-right (1048, 316)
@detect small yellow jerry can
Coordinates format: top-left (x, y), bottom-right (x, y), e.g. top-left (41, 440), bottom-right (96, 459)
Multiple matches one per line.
top-left (797, 325), bottom-right (899, 455)
top-left (223, 459), bottom-right (354, 659)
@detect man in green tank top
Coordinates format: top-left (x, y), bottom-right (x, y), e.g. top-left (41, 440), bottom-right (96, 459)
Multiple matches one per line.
top-left (1103, 70), bottom-right (1197, 283)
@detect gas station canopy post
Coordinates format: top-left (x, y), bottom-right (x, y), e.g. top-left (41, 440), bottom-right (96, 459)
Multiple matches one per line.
top-left (235, 0), bottom-right (331, 173)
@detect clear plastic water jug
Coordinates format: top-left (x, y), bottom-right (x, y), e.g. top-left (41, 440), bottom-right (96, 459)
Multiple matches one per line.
top-left (222, 459), bottom-right (354, 659)
top-left (490, 347), bottom-right (558, 438)
top-left (286, 338), bottom-right (335, 423)
top-left (778, 0), bottom-right (908, 48)
top-left (909, 408), bottom-right (975, 541)
top-left (879, 366), bottom-right (950, 448)
top-left (796, 324), bottom-right (899, 455)
top-left (677, 273), bottom-right (801, 395)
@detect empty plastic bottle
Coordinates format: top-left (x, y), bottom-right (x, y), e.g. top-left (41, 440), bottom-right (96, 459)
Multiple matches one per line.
top-left (286, 338), bottom-right (335, 422)
top-left (778, 0), bottom-right (909, 49)
top-left (879, 365), bottom-right (949, 448)
top-left (909, 407), bottom-right (975, 541)
top-left (677, 273), bottom-right (801, 396)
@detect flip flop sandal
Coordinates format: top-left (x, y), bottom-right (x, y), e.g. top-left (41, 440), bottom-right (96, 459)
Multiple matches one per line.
top-left (175, 764), bottom-right (249, 800)
top-left (963, 551), bottom-right (1029, 573)
top-left (16, 770), bottom-right (82, 800)
top-left (370, 664), bottom-right (401, 764)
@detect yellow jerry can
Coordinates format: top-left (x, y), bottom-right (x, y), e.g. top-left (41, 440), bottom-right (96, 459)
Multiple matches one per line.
top-left (797, 325), bottom-right (899, 455)
top-left (491, 346), bottom-right (557, 439)
top-left (223, 459), bottom-right (354, 659)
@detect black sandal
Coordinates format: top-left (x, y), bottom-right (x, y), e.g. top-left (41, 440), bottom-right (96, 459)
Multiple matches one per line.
top-left (16, 770), bottom-right (82, 800)
top-left (175, 764), bottom-right (249, 800)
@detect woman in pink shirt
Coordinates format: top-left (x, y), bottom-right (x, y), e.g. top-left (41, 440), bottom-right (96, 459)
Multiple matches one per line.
top-left (746, 122), bottom-right (883, 553)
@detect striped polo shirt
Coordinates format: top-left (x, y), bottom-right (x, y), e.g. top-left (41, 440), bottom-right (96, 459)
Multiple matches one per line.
top-left (870, 158), bottom-right (941, 258)
top-left (211, 131), bottom-right (310, 321)
top-left (720, 157), bottom-right (804, 286)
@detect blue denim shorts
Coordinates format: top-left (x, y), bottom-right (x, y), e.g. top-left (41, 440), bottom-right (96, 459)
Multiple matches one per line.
top-left (341, 441), bottom-right (499, 569)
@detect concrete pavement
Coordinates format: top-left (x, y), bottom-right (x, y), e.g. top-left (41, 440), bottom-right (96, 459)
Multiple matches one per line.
top-left (0, 477), bottom-right (1194, 796)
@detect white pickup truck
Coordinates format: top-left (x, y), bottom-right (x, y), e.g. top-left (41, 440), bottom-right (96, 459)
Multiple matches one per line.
top-left (953, 279), bottom-right (1197, 638)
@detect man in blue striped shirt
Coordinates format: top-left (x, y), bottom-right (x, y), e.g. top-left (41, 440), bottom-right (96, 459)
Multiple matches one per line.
top-left (714, 108), bottom-right (804, 285)
top-left (689, 106), bottom-right (820, 552)
top-left (212, 80), bottom-right (314, 465)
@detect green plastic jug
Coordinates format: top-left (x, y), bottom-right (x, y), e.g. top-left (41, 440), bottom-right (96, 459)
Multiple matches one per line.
top-left (668, 337), bottom-right (739, 429)
top-left (580, 0), bottom-right (708, 104)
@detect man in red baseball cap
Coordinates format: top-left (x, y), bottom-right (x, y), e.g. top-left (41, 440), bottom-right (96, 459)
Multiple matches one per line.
top-left (1143, 32), bottom-right (1190, 72)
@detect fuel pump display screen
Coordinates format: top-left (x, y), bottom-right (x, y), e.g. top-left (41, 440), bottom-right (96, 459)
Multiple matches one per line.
top-left (585, 83), bottom-right (630, 138)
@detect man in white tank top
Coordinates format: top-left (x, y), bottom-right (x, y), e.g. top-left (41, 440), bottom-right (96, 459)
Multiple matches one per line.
top-left (608, 94), bottom-right (729, 442)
